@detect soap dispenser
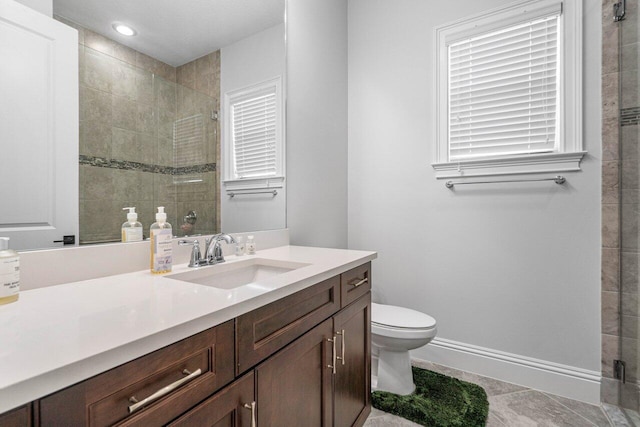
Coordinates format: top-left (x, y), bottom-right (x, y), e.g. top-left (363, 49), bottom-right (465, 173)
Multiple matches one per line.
top-left (150, 207), bottom-right (173, 274)
top-left (0, 237), bottom-right (19, 305)
top-left (246, 235), bottom-right (256, 255)
top-left (121, 207), bottom-right (143, 242)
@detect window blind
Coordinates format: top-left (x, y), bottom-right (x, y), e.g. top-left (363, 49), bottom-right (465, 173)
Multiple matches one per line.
top-left (232, 92), bottom-right (277, 179)
top-left (448, 14), bottom-right (560, 161)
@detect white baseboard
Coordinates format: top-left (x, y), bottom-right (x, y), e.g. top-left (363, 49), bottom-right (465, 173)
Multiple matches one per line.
top-left (412, 337), bottom-right (601, 405)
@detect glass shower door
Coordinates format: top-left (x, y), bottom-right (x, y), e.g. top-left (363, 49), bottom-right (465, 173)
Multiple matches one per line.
top-left (619, 0), bottom-right (640, 422)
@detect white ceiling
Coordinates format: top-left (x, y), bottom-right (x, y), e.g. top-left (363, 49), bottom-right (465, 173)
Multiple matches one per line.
top-left (53, 0), bottom-right (285, 67)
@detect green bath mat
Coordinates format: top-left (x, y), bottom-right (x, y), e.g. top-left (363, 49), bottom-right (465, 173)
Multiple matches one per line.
top-left (371, 367), bottom-right (489, 427)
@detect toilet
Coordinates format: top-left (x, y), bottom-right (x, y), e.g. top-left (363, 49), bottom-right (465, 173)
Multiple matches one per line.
top-left (371, 302), bottom-right (437, 395)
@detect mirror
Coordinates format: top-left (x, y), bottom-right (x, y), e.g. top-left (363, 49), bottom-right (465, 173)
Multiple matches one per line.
top-left (2, 0), bottom-right (286, 250)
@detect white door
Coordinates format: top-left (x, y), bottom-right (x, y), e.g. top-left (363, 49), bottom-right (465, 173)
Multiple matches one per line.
top-left (0, 0), bottom-right (79, 251)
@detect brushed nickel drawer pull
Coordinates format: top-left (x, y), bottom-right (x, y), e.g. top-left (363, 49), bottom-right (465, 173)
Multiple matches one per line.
top-left (243, 401), bottom-right (257, 427)
top-left (336, 329), bottom-right (345, 366)
top-left (128, 368), bottom-right (202, 413)
top-left (327, 336), bottom-right (337, 374)
top-left (350, 277), bottom-right (368, 288)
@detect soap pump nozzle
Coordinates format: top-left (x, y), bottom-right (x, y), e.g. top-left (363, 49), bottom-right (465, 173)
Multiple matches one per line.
top-left (123, 207), bottom-right (138, 224)
top-left (156, 206), bottom-right (167, 224)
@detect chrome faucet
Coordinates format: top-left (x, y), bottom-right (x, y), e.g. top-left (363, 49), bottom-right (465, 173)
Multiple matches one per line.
top-left (179, 233), bottom-right (237, 267)
top-left (204, 233), bottom-right (237, 264)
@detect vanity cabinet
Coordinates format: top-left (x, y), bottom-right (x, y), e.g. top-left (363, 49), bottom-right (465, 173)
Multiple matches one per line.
top-left (7, 262), bottom-right (371, 427)
top-left (38, 321), bottom-right (235, 427)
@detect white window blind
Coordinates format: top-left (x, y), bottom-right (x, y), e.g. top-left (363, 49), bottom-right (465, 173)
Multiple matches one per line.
top-left (231, 91), bottom-right (277, 179)
top-left (448, 14), bottom-right (560, 161)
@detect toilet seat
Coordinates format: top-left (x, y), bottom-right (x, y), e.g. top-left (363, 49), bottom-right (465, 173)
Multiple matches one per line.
top-left (372, 302), bottom-right (436, 328)
top-left (372, 322), bottom-right (437, 339)
top-left (371, 303), bottom-right (437, 339)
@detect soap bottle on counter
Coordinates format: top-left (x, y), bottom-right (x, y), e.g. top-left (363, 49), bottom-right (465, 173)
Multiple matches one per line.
top-left (246, 235), bottom-right (256, 255)
top-left (150, 207), bottom-right (173, 274)
top-left (121, 207), bottom-right (143, 242)
top-left (235, 236), bottom-right (245, 256)
top-left (0, 237), bottom-right (19, 305)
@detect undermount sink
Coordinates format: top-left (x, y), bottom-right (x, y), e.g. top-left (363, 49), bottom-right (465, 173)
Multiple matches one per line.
top-left (166, 258), bottom-right (310, 290)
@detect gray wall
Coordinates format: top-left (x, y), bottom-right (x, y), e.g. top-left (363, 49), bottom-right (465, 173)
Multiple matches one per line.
top-left (348, 0), bottom-right (602, 378)
top-left (286, 0), bottom-right (348, 248)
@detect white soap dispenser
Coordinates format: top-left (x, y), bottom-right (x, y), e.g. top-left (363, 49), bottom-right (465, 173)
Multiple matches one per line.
top-left (150, 207), bottom-right (173, 274)
top-left (0, 237), bottom-right (19, 305)
top-left (121, 207), bottom-right (143, 242)
top-left (246, 235), bottom-right (256, 255)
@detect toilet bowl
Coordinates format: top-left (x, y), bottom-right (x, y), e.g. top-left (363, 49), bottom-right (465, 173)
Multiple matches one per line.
top-left (371, 302), bottom-right (437, 395)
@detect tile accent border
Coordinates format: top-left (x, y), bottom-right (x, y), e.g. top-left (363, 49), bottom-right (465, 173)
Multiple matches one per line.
top-left (79, 155), bottom-right (216, 175)
top-left (621, 107), bottom-right (640, 126)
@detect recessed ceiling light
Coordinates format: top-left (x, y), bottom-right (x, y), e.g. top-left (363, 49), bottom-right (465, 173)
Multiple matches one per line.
top-left (113, 23), bottom-right (136, 36)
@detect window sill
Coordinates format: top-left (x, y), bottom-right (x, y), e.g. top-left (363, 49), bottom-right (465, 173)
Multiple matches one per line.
top-left (431, 152), bottom-right (587, 179)
top-left (223, 176), bottom-right (285, 193)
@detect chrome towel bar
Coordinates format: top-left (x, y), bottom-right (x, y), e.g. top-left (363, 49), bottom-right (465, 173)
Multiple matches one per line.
top-left (445, 175), bottom-right (566, 189)
top-left (228, 190), bottom-right (278, 198)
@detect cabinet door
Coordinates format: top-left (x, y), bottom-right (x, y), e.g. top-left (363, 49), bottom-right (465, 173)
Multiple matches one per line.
top-left (0, 404), bottom-right (31, 427)
top-left (334, 293), bottom-right (371, 427)
top-left (256, 318), bottom-right (333, 427)
top-left (168, 372), bottom-right (254, 427)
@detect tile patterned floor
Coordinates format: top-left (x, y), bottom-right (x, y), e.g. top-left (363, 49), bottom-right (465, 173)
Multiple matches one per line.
top-left (364, 360), bottom-right (616, 427)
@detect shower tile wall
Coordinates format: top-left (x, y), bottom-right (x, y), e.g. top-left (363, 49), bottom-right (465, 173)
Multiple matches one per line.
top-left (176, 52), bottom-right (220, 239)
top-left (602, 0), bottom-right (640, 411)
top-left (602, 0), bottom-right (623, 406)
top-left (55, 16), bottom-right (220, 243)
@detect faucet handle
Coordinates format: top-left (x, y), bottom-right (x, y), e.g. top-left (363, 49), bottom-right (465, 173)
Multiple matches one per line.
top-left (179, 239), bottom-right (202, 267)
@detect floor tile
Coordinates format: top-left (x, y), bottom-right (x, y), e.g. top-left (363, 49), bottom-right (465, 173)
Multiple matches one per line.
top-left (544, 392), bottom-right (612, 426)
top-left (603, 403), bottom-right (632, 426)
top-left (486, 410), bottom-right (508, 426)
top-left (625, 407), bottom-right (640, 426)
top-left (363, 411), bottom-right (422, 427)
top-left (489, 390), bottom-right (603, 426)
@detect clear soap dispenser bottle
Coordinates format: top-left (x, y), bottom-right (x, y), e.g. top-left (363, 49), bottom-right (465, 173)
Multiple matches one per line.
top-left (122, 207), bottom-right (143, 242)
top-left (150, 207), bottom-right (173, 274)
top-left (0, 237), bottom-right (19, 305)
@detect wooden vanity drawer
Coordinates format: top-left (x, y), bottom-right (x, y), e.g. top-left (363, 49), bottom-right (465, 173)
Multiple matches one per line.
top-left (236, 275), bottom-right (341, 374)
top-left (341, 262), bottom-right (371, 308)
top-left (38, 321), bottom-right (234, 427)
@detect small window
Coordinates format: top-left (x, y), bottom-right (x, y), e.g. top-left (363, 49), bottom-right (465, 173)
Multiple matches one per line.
top-left (433, 0), bottom-right (584, 178)
top-left (224, 77), bottom-right (284, 190)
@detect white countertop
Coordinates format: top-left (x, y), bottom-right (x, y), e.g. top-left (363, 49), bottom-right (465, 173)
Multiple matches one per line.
top-left (0, 245), bottom-right (376, 413)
